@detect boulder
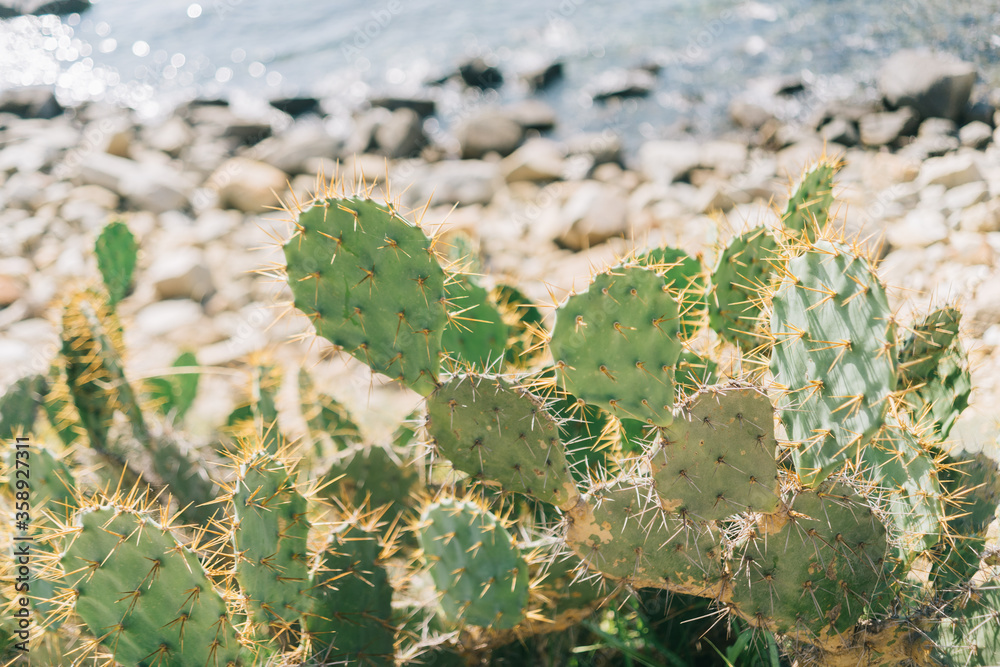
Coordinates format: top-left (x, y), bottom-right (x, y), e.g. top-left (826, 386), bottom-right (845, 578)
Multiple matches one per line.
top-left (0, 86), bottom-right (62, 119)
top-left (0, 0), bottom-right (89, 16)
top-left (399, 160), bottom-right (500, 208)
top-left (209, 158), bottom-right (288, 213)
top-left (918, 152), bottom-right (983, 189)
top-left (886, 208), bottom-right (948, 249)
top-left (374, 108), bottom-right (425, 158)
top-left (858, 108), bottom-right (920, 146)
top-left (959, 121), bottom-right (993, 149)
top-left (147, 248), bottom-right (215, 301)
top-left (249, 121), bottom-right (341, 175)
top-left (878, 50), bottom-right (977, 121)
top-left (456, 112), bottom-right (524, 159)
top-left (76, 153), bottom-right (192, 213)
top-left (504, 99), bottom-right (558, 131)
top-left (500, 138), bottom-right (565, 182)
top-left (268, 96), bottom-right (320, 118)
top-left (819, 118), bottom-right (859, 147)
top-left (555, 181), bottom-right (629, 250)
top-left (520, 59), bottom-right (563, 90)
top-left (369, 95), bottom-right (436, 118)
top-left (589, 69), bottom-right (656, 101)
top-left (458, 58), bottom-right (503, 89)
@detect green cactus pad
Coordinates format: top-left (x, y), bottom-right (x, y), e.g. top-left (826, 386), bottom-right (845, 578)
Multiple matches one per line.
top-left (427, 374), bottom-right (579, 509)
top-left (862, 424), bottom-right (945, 559)
top-left (94, 220), bottom-right (138, 308)
top-left (61, 505), bottom-right (245, 666)
top-left (782, 160), bottom-right (837, 242)
top-left (306, 524), bottom-right (394, 665)
top-left (708, 226), bottom-right (779, 351)
top-left (566, 481), bottom-right (722, 588)
top-left (230, 450), bottom-right (311, 633)
top-left (441, 272), bottom-right (508, 369)
top-left (898, 307), bottom-right (970, 439)
top-left (934, 586), bottom-right (1000, 666)
top-left (638, 246), bottom-right (708, 339)
top-left (674, 348), bottom-right (719, 398)
top-left (321, 445), bottom-right (419, 531)
top-left (144, 351), bottom-right (199, 421)
top-left (551, 392), bottom-right (615, 485)
top-left (648, 382), bottom-right (781, 520)
top-left (550, 265), bottom-right (682, 426)
top-left (283, 197), bottom-right (447, 395)
top-left (299, 371), bottom-right (361, 453)
top-left (732, 484), bottom-right (892, 638)
top-left (770, 240), bottom-right (897, 485)
top-left (0, 374), bottom-right (46, 440)
top-left (418, 497), bottom-right (529, 629)
top-left (930, 452), bottom-right (1000, 591)
top-left (492, 283), bottom-right (546, 369)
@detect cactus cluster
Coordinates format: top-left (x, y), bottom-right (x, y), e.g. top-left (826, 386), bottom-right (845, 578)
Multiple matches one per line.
top-left (1, 155), bottom-right (998, 667)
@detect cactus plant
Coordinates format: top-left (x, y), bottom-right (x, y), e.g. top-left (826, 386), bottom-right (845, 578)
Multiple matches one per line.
top-left (5, 158), bottom-right (1000, 667)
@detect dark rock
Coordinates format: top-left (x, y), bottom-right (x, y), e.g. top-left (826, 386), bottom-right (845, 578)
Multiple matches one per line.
top-left (878, 50), bottom-right (977, 121)
top-left (268, 97), bottom-right (320, 118)
top-left (811, 100), bottom-right (876, 129)
top-left (589, 69), bottom-right (656, 101)
top-left (773, 74), bottom-right (805, 96)
top-left (369, 95), bottom-right (436, 118)
top-left (458, 58), bottom-right (504, 89)
top-left (0, 0), bottom-right (89, 17)
top-left (820, 118), bottom-right (859, 147)
top-left (456, 112), bottom-right (524, 159)
top-left (521, 60), bottom-right (564, 90)
top-left (859, 108), bottom-right (920, 146)
top-left (964, 100), bottom-right (995, 127)
top-left (0, 86), bottom-right (62, 119)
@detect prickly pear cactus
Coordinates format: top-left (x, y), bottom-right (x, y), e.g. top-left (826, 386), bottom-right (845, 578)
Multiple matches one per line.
top-left (282, 196), bottom-right (448, 395)
top-left (427, 373), bottom-right (579, 509)
top-left (417, 497), bottom-right (529, 629)
top-left (781, 158), bottom-right (837, 242)
top-left (550, 265), bottom-right (682, 426)
top-left (227, 448), bottom-right (311, 635)
top-left (59, 502), bottom-right (246, 666)
top-left (648, 382), bottom-right (781, 519)
top-left (708, 226), bottom-right (779, 351)
top-left (770, 239), bottom-right (897, 485)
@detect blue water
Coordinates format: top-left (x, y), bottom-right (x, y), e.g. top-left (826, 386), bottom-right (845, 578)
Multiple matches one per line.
top-left (2, 0), bottom-right (999, 142)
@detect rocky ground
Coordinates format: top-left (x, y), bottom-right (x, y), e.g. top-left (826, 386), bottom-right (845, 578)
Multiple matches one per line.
top-left (2, 47), bottom-right (1000, 452)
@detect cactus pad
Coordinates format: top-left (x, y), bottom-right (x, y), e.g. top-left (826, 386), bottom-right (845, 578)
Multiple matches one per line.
top-left (770, 240), bottom-right (897, 485)
top-left (708, 226), bottom-right (779, 350)
top-left (229, 449), bottom-right (311, 634)
top-left (307, 523), bottom-right (394, 665)
top-left (417, 497), bottom-right (529, 629)
top-left (95, 221), bottom-right (138, 308)
top-left (61, 505), bottom-right (245, 666)
top-left (782, 159), bottom-right (837, 242)
top-left (427, 373), bottom-right (578, 509)
top-left (441, 272), bottom-right (508, 369)
top-left (732, 484), bottom-right (892, 638)
top-left (283, 197), bottom-right (447, 395)
top-left (648, 382), bottom-right (781, 520)
top-left (638, 246), bottom-right (708, 339)
top-left (566, 481), bottom-right (722, 588)
top-left (550, 265), bottom-right (682, 426)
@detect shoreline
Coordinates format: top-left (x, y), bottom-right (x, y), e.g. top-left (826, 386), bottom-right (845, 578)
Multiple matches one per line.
top-left (1, 47), bottom-right (1000, 449)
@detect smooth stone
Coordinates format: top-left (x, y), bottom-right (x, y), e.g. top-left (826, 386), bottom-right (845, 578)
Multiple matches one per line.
top-left (500, 138), bottom-right (566, 182)
top-left (75, 152), bottom-right (192, 213)
top-left (209, 158), bottom-right (288, 213)
top-left (589, 69), bottom-right (656, 101)
top-left (918, 152), bottom-right (984, 189)
top-left (0, 85), bottom-right (62, 118)
top-left (886, 208), bottom-right (948, 248)
top-left (959, 200), bottom-right (1000, 233)
top-left (859, 108), bottom-right (920, 146)
top-left (878, 50), bottom-right (977, 121)
top-left (960, 121), bottom-right (993, 149)
top-left (399, 160), bottom-right (500, 208)
top-left (134, 299), bottom-right (203, 338)
top-left (456, 112), bottom-right (524, 159)
top-left (147, 248), bottom-right (215, 301)
top-left (373, 107), bottom-right (425, 158)
top-left (555, 181), bottom-right (629, 250)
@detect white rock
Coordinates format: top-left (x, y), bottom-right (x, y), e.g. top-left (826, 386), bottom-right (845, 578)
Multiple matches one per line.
top-left (918, 152), bottom-right (983, 189)
top-left (500, 138), bottom-right (566, 182)
top-left (399, 160), bottom-right (500, 207)
top-left (555, 181), bottom-right (629, 250)
top-left (959, 200), bottom-right (1000, 233)
top-left (134, 299), bottom-right (203, 338)
top-left (886, 208), bottom-right (948, 248)
top-left (960, 121), bottom-right (993, 149)
top-left (942, 181), bottom-right (989, 212)
top-left (208, 158), bottom-right (288, 213)
top-left (147, 248), bottom-right (215, 301)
